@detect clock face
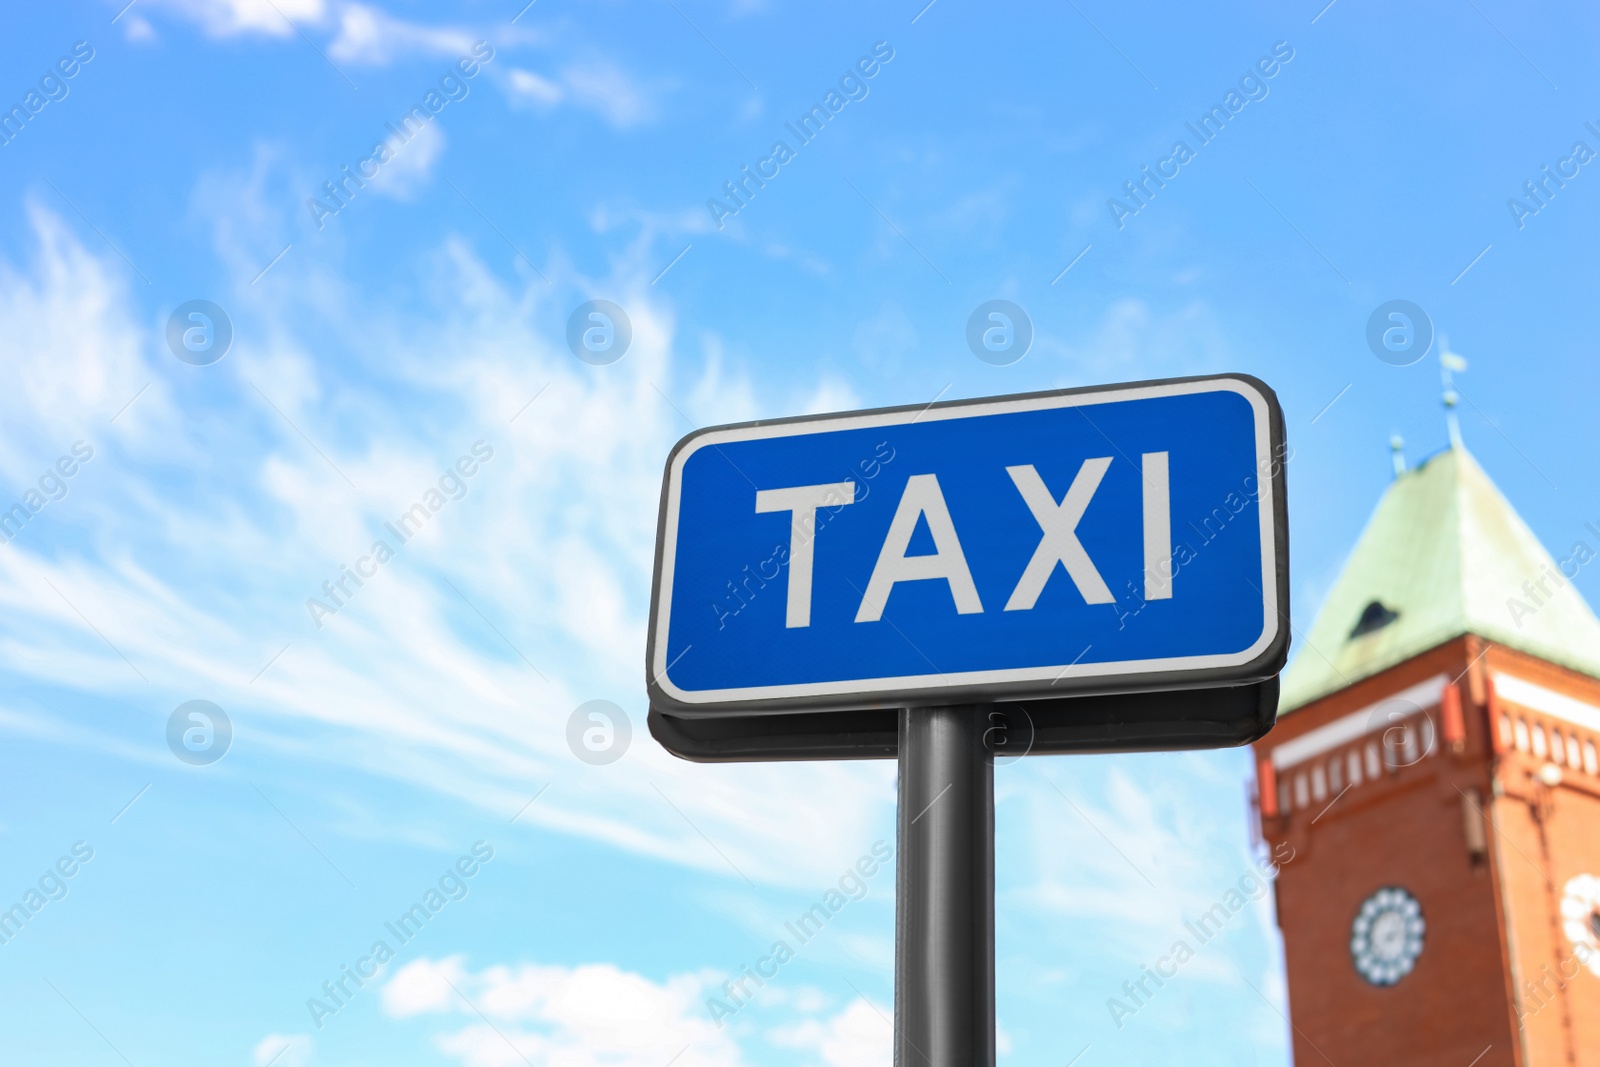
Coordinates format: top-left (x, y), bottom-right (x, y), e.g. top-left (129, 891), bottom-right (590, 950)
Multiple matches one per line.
top-left (1559, 873), bottom-right (1600, 978)
top-left (1350, 887), bottom-right (1425, 986)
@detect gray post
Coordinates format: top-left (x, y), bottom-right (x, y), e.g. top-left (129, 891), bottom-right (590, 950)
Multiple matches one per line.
top-left (894, 705), bottom-right (995, 1067)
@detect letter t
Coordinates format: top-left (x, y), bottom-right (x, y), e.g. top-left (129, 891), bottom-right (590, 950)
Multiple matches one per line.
top-left (755, 481), bottom-right (857, 627)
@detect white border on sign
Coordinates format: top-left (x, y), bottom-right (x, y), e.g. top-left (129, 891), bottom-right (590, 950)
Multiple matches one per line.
top-left (652, 377), bottom-right (1280, 705)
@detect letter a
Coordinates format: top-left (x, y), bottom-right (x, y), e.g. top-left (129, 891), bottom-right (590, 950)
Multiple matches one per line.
top-left (855, 474), bottom-right (982, 622)
top-left (1507, 197), bottom-right (1538, 230)
top-left (755, 481), bottom-right (857, 627)
top-left (706, 997), bottom-right (738, 1027)
top-left (306, 597), bottom-right (338, 629)
top-left (307, 197), bottom-right (339, 230)
top-left (1004, 459), bottom-right (1114, 609)
top-left (307, 997), bottom-right (337, 1028)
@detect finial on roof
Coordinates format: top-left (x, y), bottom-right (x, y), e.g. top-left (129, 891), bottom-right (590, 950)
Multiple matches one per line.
top-left (1439, 337), bottom-right (1467, 449)
top-left (1390, 435), bottom-right (1406, 478)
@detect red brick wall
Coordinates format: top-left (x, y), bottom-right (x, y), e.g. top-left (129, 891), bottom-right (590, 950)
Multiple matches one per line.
top-left (1481, 645), bottom-right (1600, 1067)
top-left (1257, 638), bottom-right (1600, 1065)
top-left (1256, 637), bottom-right (1518, 1065)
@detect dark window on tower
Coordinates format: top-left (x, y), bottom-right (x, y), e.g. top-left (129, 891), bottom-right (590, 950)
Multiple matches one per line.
top-left (1350, 600), bottom-right (1400, 638)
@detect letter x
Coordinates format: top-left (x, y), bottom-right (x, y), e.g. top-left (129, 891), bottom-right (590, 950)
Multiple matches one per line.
top-left (1004, 459), bottom-right (1114, 610)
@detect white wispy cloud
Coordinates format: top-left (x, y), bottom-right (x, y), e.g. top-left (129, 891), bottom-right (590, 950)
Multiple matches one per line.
top-left (121, 14), bottom-right (160, 43)
top-left (327, 1), bottom-right (481, 65)
top-left (507, 68), bottom-right (562, 107)
top-left (367, 120), bottom-right (445, 200)
top-left (252, 1032), bottom-right (313, 1067)
top-left (135, 0), bottom-right (480, 66)
top-left (0, 203), bottom-right (156, 478)
top-left (138, 0), bottom-right (659, 132)
top-left (503, 62), bottom-right (659, 128)
top-left (768, 997), bottom-right (892, 1067)
top-left (1007, 759), bottom-right (1263, 940)
top-left (0, 202), bottom-right (893, 891)
top-left (1036, 296), bottom-right (1232, 381)
top-left (384, 956), bottom-right (888, 1067)
top-left (383, 956), bottom-right (742, 1067)
top-left (135, 0), bottom-right (327, 38)
top-left (560, 61), bottom-right (656, 128)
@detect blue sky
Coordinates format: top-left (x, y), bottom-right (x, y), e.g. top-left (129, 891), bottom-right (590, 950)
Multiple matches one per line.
top-left (2, 0), bottom-right (1598, 1064)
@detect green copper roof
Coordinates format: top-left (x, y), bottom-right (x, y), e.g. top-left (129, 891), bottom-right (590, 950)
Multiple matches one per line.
top-left (1279, 445), bottom-right (1600, 714)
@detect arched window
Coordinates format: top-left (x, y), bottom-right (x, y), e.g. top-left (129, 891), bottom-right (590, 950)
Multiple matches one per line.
top-left (1585, 740), bottom-right (1598, 776)
top-left (1348, 749), bottom-right (1364, 786)
top-left (1532, 724), bottom-right (1548, 759)
top-left (1515, 718), bottom-right (1530, 751)
top-left (1294, 773), bottom-right (1310, 809)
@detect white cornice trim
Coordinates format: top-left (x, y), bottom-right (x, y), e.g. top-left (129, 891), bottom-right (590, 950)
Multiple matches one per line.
top-left (1272, 674), bottom-right (1448, 770)
top-left (1492, 672), bottom-right (1600, 734)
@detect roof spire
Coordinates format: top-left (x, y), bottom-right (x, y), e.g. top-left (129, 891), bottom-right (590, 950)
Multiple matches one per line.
top-left (1439, 337), bottom-right (1467, 449)
top-left (1390, 435), bottom-right (1406, 478)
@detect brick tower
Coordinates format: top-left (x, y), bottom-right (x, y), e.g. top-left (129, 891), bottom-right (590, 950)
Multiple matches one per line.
top-left (1254, 441), bottom-right (1600, 1066)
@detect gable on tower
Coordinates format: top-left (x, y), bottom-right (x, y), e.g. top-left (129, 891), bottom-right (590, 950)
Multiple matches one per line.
top-left (1279, 443), bottom-right (1600, 714)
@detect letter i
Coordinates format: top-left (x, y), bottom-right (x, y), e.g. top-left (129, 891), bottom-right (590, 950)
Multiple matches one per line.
top-left (1142, 452), bottom-right (1172, 601)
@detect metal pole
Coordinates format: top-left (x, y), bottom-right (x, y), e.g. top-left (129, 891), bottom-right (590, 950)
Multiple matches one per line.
top-left (894, 705), bottom-right (995, 1067)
